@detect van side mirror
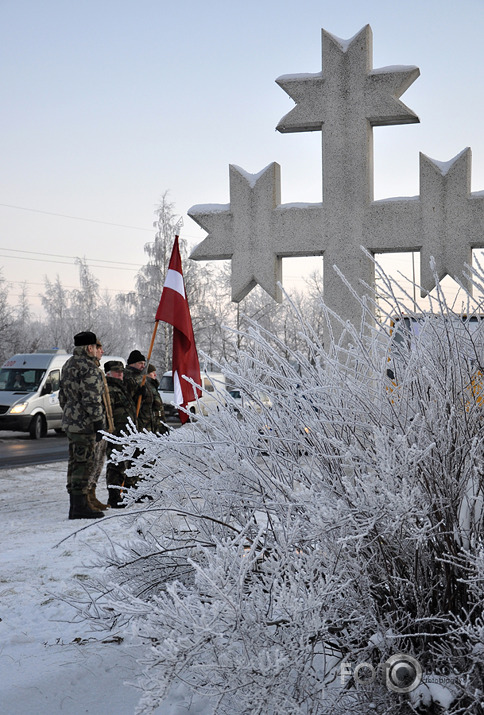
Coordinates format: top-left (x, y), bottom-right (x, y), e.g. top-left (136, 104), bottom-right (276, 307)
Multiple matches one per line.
top-left (41, 383), bottom-right (53, 396)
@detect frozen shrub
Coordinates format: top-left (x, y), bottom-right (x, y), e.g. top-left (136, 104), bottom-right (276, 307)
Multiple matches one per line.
top-left (81, 262), bottom-right (484, 714)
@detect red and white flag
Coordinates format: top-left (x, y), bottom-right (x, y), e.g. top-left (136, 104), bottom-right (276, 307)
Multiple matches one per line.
top-left (155, 236), bottom-right (201, 423)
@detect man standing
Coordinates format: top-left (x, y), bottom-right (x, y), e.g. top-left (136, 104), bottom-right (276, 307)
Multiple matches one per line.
top-left (146, 363), bottom-right (169, 434)
top-left (104, 360), bottom-right (137, 507)
top-left (123, 350), bottom-right (153, 431)
top-left (87, 339), bottom-right (114, 511)
top-left (59, 331), bottom-right (105, 519)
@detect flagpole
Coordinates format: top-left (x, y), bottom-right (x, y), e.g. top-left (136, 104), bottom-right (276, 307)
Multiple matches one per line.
top-left (136, 320), bottom-right (159, 417)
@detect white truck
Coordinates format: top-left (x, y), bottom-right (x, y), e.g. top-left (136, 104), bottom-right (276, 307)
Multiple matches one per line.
top-left (0, 350), bottom-right (124, 438)
top-left (159, 370), bottom-right (227, 421)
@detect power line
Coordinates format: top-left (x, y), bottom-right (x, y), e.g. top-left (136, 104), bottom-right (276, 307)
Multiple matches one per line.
top-left (7, 279), bottom-right (135, 295)
top-left (0, 202), bottom-right (153, 232)
top-left (0, 248), bottom-right (141, 271)
top-left (0, 202), bottom-right (204, 241)
top-left (0, 246), bottom-right (142, 267)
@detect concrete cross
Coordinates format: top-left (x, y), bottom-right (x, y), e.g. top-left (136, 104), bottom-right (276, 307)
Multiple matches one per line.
top-left (188, 25), bottom-right (484, 322)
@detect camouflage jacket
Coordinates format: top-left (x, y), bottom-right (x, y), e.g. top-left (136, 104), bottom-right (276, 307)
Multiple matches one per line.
top-left (147, 376), bottom-right (168, 434)
top-left (106, 376), bottom-right (137, 435)
top-left (123, 365), bottom-right (153, 432)
top-left (92, 357), bottom-right (113, 432)
top-left (59, 347), bottom-right (104, 433)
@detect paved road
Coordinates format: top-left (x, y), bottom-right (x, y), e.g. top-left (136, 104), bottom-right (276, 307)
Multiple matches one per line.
top-left (0, 421), bottom-right (181, 470)
top-left (0, 430), bottom-right (68, 470)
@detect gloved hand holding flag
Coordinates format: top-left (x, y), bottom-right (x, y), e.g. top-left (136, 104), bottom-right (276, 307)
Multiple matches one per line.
top-left (155, 236), bottom-right (201, 423)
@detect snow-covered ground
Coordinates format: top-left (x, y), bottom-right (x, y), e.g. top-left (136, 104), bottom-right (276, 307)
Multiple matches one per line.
top-left (0, 458), bottom-right (209, 715)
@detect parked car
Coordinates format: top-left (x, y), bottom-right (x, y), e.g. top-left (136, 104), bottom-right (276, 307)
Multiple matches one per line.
top-left (187, 372), bottom-right (227, 416)
top-left (159, 370), bottom-right (228, 420)
top-left (227, 387), bottom-right (272, 414)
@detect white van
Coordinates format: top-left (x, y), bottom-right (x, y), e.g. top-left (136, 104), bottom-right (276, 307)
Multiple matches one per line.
top-left (0, 350), bottom-right (124, 439)
top-left (0, 350), bottom-right (71, 438)
top-left (187, 372), bottom-right (227, 416)
top-left (158, 370), bottom-right (180, 422)
top-left (159, 370), bottom-right (227, 420)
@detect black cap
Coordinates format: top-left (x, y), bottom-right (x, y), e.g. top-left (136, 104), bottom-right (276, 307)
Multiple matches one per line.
top-left (74, 331), bottom-right (97, 346)
top-left (147, 363), bottom-right (156, 373)
top-left (127, 350), bottom-right (146, 365)
top-left (105, 360), bottom-right (124, 374)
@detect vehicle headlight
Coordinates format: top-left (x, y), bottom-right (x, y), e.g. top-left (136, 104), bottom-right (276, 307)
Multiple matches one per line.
top-left (10, 402), bottom-right (28, 414)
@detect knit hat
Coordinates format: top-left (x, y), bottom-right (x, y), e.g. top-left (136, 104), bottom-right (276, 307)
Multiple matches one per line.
top-left (147, 364), bottom-right (156, 373)
top-left (104, 360), bottom-right (124, 374)
top-left (127, 350), bottom-right (146, 365)
top-left (74, 331), bottom-right (97, 346)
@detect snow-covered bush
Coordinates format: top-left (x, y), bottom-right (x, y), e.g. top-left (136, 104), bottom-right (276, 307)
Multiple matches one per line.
top-left (80, 262), bottom-right (484, 714)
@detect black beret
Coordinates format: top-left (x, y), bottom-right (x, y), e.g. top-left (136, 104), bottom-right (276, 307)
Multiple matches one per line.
top-left (127, 350), bottom-right (146, 365)
top-left (74, 331), bottom-right (97, 346)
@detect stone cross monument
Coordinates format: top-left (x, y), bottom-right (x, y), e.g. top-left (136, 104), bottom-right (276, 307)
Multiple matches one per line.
top-left (188, 25), bottom-right (484, 325)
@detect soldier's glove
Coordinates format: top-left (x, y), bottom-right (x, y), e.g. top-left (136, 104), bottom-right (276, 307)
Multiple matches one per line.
top-left (93, 420), bottom-right (104, 442)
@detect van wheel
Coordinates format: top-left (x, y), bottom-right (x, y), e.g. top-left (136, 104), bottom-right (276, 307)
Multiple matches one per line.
top-left (29, 414), bottom-right (46, 439)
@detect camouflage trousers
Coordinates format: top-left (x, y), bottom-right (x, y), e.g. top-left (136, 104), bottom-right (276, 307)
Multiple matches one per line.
top-left (106, 444), bottom-right (137, 490)
top-left (88, 439), bottom-right (107, 488)
top-left (66, 431), bottom-right (96, 495)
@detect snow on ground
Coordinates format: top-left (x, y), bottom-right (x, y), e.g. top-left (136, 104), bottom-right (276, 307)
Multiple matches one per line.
top-left (0, 460), bottom-right (211, 715)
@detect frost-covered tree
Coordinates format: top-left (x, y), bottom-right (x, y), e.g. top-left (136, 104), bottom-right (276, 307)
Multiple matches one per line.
top-left (75, 257), bottom-right (484, 714)
top-left (94, 291), bottom-right (137, 357)
top-left (134, 193), bottom-right (184, 371)
top-left (0, 268), bottom-right (15, 362)
top-left (192, 261), bottom-right (238, 363)
top-left (8, 282), bottom-right (43, 354)
top-left (40, 274), bottom-right (74, 349)
top-left (39, 262), bottom-right (135, 355)
top-left (134, 193), bottom-right (236, 373)
top-left (70, 257), bottom-right (100, 329)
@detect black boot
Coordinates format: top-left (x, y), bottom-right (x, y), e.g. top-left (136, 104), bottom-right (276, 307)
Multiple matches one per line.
top-left (69, 493), bottom-right (104, 519)
top-left (108, 488), bottom-right (126, 509)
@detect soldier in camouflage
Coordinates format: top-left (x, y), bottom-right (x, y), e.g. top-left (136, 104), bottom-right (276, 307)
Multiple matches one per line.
top-left (146, 363), bottom-right (169, 434)
top-left (123, 350), bottom-right (152, 431)
top-left (87, 339), bottom-right (114, 511)
top-left (59, 331), bottom-right (105, 520)
top-left (104, 360), bottom-right (137, 507)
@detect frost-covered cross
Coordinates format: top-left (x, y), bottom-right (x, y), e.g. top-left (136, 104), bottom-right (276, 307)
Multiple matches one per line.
top-left (188, 25), bottom-right (484, 325)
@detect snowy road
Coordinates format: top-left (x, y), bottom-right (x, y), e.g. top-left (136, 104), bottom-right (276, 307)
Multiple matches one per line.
top-left (0, 431), bottom-right (68, 469)
top-left (0, 462), bottom-right (209, 715)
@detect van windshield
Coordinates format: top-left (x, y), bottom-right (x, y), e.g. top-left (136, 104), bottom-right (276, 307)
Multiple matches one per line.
top-left (160, 375), bottom-right (174, 391)
top-left (0, 368), bottom-right (45, 392)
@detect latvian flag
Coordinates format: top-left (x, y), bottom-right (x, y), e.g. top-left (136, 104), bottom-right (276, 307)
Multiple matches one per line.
top-left (155, 236), bottom-right (201, 423)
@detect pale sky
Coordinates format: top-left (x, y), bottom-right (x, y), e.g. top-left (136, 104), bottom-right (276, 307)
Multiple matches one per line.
top-left (1, 0), bottom-right (484, 312)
